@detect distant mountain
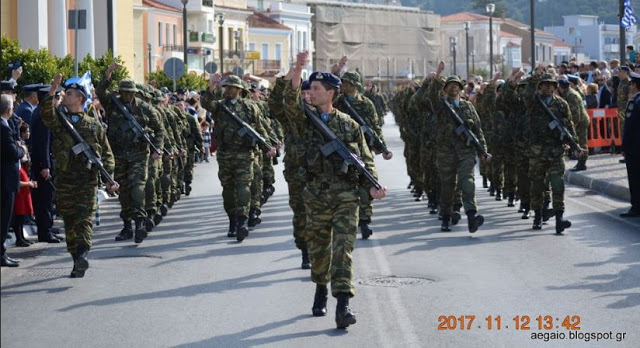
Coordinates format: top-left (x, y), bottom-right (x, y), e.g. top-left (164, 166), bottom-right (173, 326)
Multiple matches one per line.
top-left (401, 0), bottom-right (619, 29)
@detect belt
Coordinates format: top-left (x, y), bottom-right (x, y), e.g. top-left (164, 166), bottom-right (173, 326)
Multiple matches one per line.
top-left (307, 177), bottom-right (357, 190)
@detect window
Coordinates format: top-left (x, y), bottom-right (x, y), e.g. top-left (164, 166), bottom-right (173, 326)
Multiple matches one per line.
top-left (208, 20), bottom-right (213, 33)
top-left (297, 30), bottom-right (302, 52)
top-left (158, 22), bottom-right (162, 45)
top-left (248, 43), bottom-right (255, 51)
top-left (275, 43), bottom-right (282, 61)
top-left (261, 43), bottom-right (269, 60)
top-left (173, 24), bottom-right (177, 46)
top-left (303, 32), bottom-right (307, 51)
top-left (166, 23), bottom-right (170, 48)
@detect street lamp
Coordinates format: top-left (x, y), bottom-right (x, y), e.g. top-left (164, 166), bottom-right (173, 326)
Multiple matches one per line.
top-left (464, 21), bottom-right (470, 80)
top-left (486, 3), bottom-right (495, 75)
top-left (234, 30), bottom-right (239, 56)
top-left (181, 0), bottom-right (188, 68)
top-left (530, 0), bottom-right (536, 70)
top-left (216, 12), bottom-right (225, 74)
top-left (148, 43), bottom-right (152, 77)
top-left (471, 50), bottom-right (476, 75)
top-left (450, 37), bottom-right (458, 75)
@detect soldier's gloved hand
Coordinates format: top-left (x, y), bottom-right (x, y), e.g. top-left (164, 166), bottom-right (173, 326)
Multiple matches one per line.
top-left (482, 153), bottom-right (492, 163)
top-left (382, 151), bottom-right (393, 160)
top-left (152, 151), bottom-right (162, 160)
top-left (107, 181), bottom-right (120, 193)
top-left (369, 186), bottom-right (387, 200)
top-left (266, 147), bottom-right (277, 158)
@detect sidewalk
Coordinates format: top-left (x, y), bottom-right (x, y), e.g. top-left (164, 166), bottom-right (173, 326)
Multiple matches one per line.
top-left (564, 153), bottom-right (630, 202)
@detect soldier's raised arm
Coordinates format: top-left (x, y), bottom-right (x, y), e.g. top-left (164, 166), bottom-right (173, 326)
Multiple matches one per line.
top-left (282, 51), bottom-right (309, 124)
top-left (96, 63), bottom-right (119, 110)
top-left (201, 73), bottom-right (222, 118)
top-left (427, 61), bottom-right (446, 108)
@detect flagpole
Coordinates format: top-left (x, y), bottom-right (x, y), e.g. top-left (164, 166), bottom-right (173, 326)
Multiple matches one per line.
top-left (621, 0), bottom-right (627, 64)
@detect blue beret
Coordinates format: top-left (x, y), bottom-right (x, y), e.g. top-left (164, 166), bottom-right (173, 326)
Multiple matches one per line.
top-left (558, 79), bottom-right (570, 88)
top-left (309, 71), bottom-right (341, 88)
top-left (301, 80), bottom-right (311, 91)
top-left (620, 66), bottom-right (631, 73)
top-left (567, 74), bottom-right (580, 84)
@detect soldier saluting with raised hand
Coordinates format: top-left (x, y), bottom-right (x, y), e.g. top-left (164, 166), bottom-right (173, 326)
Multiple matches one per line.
top-left (41, 73), bottom-right (118, 278)
top-left (97, 63), bottom-right (164, 244)
top-left (283, 51), bottom-right (386, 330)
top-left (427, 60), bottom-right (490, 233)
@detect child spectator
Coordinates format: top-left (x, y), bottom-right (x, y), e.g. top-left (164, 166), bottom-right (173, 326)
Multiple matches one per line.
top-left (12, 124), bottom-right (37, 247)
top-left (201, 121), bottom-right (211, 163)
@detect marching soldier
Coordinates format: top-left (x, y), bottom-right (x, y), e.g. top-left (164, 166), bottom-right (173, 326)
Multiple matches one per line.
top-left (283, 51), bottom-right (387, 329)
top-left (42, 73), bottom-right (118, 277)
top-left (97, 63), bottom-right (164, 244)
top-left (558, 78), bottom-right (590, 172)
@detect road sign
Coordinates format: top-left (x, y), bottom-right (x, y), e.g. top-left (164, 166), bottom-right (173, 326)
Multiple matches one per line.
top-left (204, 62), bottom-right (218, 74)
top-left (232, 66), bottom-right (244, 77)
top-left (245, 51), bottom-right (260, 60)
top-left (163, 58), bottom-right (185, 79)
top-left (68, 10), bottom-right (87, 29)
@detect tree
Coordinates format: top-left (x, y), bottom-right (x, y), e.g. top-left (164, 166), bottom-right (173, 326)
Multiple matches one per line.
top-left (147, 70), bottom-right (208, 92)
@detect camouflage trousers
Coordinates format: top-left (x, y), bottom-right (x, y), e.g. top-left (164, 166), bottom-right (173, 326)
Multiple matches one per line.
top-left (575, 117), bottom-right (590, 161)
top-left (217, 151), bottom-right (254, 217)
top-left (284, 163), bottom-right (308, 250)
top-left (115, 154), bottom-right (149, 220)
top-left (55, 176), bottom-right (97, 255)
top-left (437, 150), bottom-right (477, 215)
top-left (160, 158), bottom-right (173, 204)
top-left (172, 156), bottom-right (181, 203)
top-left (144, 158), bottom-right (161, 215)
top-left (491, 146), bottom-right (518, 195)
top-left (303, 180), bottom-right (359, 297)
top-left (358, 188), bottom-right (373, 223)
top-left (184, 150), bottom-right (195, 184)
top-left (405, 137), bottom-right (421, 188)
top-left (251, 151), bottom-right (263, 210)
top-left (529, 146), bottom-right (566, 211)
top-left (420, 142), bottom-right (438, 195)
top-left (516, 150), bottom-right (531, 206)
top-left (262, 153), bottom-right (275, 187)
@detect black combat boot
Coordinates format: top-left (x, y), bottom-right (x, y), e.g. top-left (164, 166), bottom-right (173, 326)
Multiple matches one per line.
top-left (507, 193), bottom-right (515, 207)
top-left (542, 207), bottom-right (556, 222)
top-left (145, 211), bottom-right (156, 233)
top-left (301, 249), bottom-right (311, 269)
top-left (72, 244), bottom-right (89, 278)
top-left (236, 215), bottom-right (249, 242)
top-left (160, 204), bottom-right (169, 217)
top-left (489, 183), bottom-right (495, 196)
top-left (570, 160), bottom-right (587, 172)
top-left (451, 210), bottom-right (461, 226)
top-left (466, 210), bottom-right (485, 233)
top-left (532, 210), bottom-right (542, 230)
top-left (227, 215), bottom-right (237, 238)
top-left (518, 202), bottom-right (525, 213)
top-left (359, 220), bottom-right (372, 239)
top-left (185, 182), bottom-right (192, 196)
top-left (429, 202), bottom-right (439, 215)
top-left (441, 215), bottom-right (451, 232)
top-left (153, 212), bottom-right (163, 227)
top-left (414, 190), bottom-right (424, 202)
top-left (482, 176), bottom-right (488, 188)
top-left (134, 217), bottom-right (148, 243)
top-left (312, 284), bottom-right (328, 316)
top-left (555, 211), bottom-right (572, 234)
top-left (407, 180), bottom-right (413, 189)
top-left (495, 189), bottom-right (503, 201)
top-left (115, 219), bottom-right (133, 241)
top-left (248, 208), bottom-right (262, 227)
top-left (335, 293), bottom-right (356, 329)
top-left (521, 204), bottom-right (531, 219)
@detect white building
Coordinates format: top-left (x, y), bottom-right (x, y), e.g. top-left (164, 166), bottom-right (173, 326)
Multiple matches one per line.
top-left (545, 15), bottom-right (637, 62)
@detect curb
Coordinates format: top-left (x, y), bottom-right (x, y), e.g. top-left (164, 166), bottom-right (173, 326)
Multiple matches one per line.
top-left (564, 170), bottom-right (630, 202)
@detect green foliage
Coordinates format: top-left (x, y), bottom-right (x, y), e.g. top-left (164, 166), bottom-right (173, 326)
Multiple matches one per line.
top-left (0, 34), bottom-right (129, 92)
top-left (472, 67), bottom-right (490, 81)
top-left (147, 70), bottom-right (208, 92)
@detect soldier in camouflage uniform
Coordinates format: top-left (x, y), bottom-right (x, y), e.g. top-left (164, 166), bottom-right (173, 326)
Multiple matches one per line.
top-left (427, 61), bottom-right (490, 232)
top-left (558, 78), bottom-right (590, 172)
top-left (201, 75), bottom-right (276, 242)
top-left (617, 67), bottom-right (631, 159)
top-left (524, 71), bottom-right (585, 233)
top-left (283, 51), bottom-right (386, 329)
top-left (151, 89), bottom-right (179, 218)
top-left (182, 97), bottom-right (204, 196)
top-left (474, 83), bottom-right (492, 192)
top-left (271, 77), bottom-right (311, 268)
top-left (364, 84), bottom-right (388, 127)
top-left (42, 73), bottom-right (118, 278)
top-left (98, 63), bottom-right (164, 244)
top-left (334, 71), bottom-right (392, 239)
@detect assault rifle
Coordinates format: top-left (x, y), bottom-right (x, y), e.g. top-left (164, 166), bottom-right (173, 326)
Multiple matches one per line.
top-left (302, 102), bottom-right (382, 190)
top-left (442, 99), bottom-right (490, 158)
top-left (111, 95), bottom-right (169, 156)
top-left (535, 94), bottom-right (582, 152)
top-left (219, 102), bottom-right (273, 153)
top-left (341, 98), bottom-right (390, 155)
top-left (56, 106), bottom-right (116, 187)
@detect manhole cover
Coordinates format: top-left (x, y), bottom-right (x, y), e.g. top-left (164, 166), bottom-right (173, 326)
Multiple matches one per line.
top-left (22, 268), bottom-right (70, 277)
top-left (358, 276), bottom-right (434, 287)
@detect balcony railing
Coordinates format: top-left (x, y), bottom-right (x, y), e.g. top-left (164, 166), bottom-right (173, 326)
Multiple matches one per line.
top-left (256, 60), bottom-right (281, 71)
top-left (162, 45), bottom-right (185, 52)
top-left (203, 0), bottom-right (213, 7)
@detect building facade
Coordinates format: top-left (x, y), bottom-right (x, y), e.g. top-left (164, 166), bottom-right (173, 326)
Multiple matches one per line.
top-left (246, 11), bottom-right (292, 78)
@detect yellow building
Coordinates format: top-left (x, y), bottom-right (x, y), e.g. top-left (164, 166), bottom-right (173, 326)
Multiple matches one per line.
top-left (247, 11), bottom-right (291, 79)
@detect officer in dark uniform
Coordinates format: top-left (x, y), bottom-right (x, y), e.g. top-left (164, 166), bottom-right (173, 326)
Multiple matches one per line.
top-left (30, 86), bottom-right (63, 243)
top-left (620, 72), bottom-right (640, 217)
top-left (15, 84), bottom-right (43, 127)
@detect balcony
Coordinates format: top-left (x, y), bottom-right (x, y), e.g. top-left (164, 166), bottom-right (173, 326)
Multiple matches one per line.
top-left (603, 44), bottom-right (619, 53)
top-left (162, 45), bottom-right (186, 52)
top-left (256, 60), bottom-right (281, 71)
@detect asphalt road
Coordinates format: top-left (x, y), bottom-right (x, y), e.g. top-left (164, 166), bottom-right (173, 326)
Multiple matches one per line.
top-left (2, 114), bottom-right (639, 348)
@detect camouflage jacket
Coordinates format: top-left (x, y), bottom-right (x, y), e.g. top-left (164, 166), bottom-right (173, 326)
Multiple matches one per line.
top-left (334, 93), bottom-right (386, 148)
top-left (617, 77), bottom-right (630, 112)
top-left (561, 86), bottom-right (589, 124)
top-left (410, 80), bottom-right (437, 145)
top-left (41, 95), bottom-right (114, 185)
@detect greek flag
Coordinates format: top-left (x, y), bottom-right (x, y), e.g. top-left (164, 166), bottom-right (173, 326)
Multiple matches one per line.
top-left (622, 0), bottom-right (637, 29)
